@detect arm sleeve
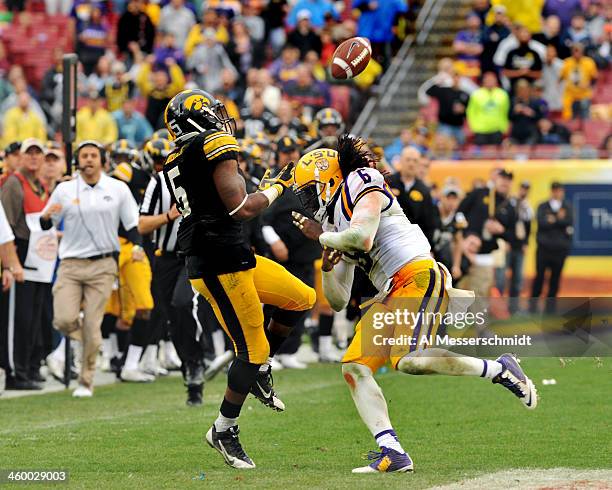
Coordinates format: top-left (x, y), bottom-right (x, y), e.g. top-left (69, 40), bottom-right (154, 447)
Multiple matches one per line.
top-left (319, 192), bottom-right (383, 253)
top-left (322, 259), bottom-right (355, 312)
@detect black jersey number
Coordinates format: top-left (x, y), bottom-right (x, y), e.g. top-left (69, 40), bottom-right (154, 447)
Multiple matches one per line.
top-left (167, 166), bottom-right (192, 217)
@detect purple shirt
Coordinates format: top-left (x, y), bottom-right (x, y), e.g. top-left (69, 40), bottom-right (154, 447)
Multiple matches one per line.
top-left (543, 0), bottom-right (583, 30)
top-left (454, 30), bottom-right (483, 62)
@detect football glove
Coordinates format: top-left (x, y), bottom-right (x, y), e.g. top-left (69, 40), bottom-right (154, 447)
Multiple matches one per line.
top-left (258, 162), bottom-right (295, 194)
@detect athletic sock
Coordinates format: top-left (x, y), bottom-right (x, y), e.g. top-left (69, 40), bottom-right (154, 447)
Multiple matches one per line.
top-left (481, 359), bottom-right (503, 379)
top-left (102, 338), bottom-right (112, 359)
top-left (109, 333), bottom-right (119, 358)
top-left (375, 429), bottom-right (405, 454)
top-left (51, 337), bottom-right (66, 362)
top-left (319, 335), bottom-right (333, 353)
top-left (123, 345), bottom-right (143, 371)
top-left (318, 313), bottom-right (334, 336)
top-left (215, 398), bottom-right (242, 431)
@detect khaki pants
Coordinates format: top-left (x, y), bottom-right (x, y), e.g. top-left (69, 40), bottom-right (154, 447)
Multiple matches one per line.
top-left (52, 257), bottom-right (117, 388)
top-left (457, 264), bottom-right (493, 299)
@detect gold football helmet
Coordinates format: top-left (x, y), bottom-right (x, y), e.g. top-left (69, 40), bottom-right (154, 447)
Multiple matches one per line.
top-left (293, 148), bottom-right (343, 222)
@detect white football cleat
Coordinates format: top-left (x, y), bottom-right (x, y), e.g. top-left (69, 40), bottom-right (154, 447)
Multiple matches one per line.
top-left (277, 354), bottom-right (307, 370)
top-left (120, 368), bottom-right (155, 383)
top-left (204, 350), bottom-right (234, 381)
top-left (161, 341), bottom-right (182, 370)
top-left (72, 384), bottom-right (93, 398)
top-left (269, 357), bottom-right (284, 371)
top-left (46, 355), bottom-right (65, 381)
top-left (318, 336), bottom-right (344, 363)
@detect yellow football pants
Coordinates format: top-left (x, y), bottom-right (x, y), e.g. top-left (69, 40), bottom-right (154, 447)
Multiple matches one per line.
top-left (342, 258), bottom-right (449, 372)
top-left (191, 255), bottom-right (316, 364)
top-left (105, 240), bottom-right (154, 326)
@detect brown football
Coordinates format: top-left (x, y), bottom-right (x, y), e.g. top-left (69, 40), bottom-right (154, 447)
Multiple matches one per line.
top-left (330, 37), bottom-right (372, 80)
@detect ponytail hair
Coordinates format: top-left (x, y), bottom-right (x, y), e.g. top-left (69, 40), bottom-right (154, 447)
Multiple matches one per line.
top-left (337, 133), bottom-right (378, 178)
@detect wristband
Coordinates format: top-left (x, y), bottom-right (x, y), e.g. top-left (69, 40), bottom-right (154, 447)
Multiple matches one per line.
top-left (260, 184), bottom-right (283, 206)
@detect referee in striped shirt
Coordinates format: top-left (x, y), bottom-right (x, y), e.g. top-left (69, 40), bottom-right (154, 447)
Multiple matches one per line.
top-left (139, 169), bottom-right (209, 406)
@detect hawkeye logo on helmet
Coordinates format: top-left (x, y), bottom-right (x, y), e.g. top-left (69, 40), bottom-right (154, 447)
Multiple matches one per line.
top-left (184, 94), bottom-right (208, 111)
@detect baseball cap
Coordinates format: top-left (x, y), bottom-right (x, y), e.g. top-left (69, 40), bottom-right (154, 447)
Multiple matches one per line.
top-left (276, 136), bottom-right (298, 153)
top-left (297, 9), bottom-right (311, 21)
top-left (4, 141), bottom-right (21, 155)
top-left (20, 138), bottom-right (45, 153)
top-left (551, 181), bottom-right (564, 190)
top-left (45, 141), bottom-right (64, 158)
top-left (520, 180), bottom-right (531, 189)
top-left (498, 169), bottom-right (514, 179)
top-left (493, 4), bottom-right (507, 14)
top-left (442, 185), bottom-right (462, 197)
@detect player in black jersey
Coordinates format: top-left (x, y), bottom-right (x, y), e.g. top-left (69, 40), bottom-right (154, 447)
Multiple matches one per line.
top-left (163, 89), bottom-right (315, 469)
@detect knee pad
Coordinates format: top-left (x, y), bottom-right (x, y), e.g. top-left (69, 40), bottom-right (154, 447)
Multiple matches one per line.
top-left (227, 357), bottom-right (261, 395)
top-left (271, 308), bottom-right (306, 328)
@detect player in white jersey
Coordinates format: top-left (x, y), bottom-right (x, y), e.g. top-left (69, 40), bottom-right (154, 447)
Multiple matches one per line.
top-left (292, 135), bottom-right (538, 474)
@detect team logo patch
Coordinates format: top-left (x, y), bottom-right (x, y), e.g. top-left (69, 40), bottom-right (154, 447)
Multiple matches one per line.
top-left (315, 158), bottom-right (329, 171)
top-left (409, 189), bottom-right (423, 202)
top-left (184, 94), bottom-right (209, 111)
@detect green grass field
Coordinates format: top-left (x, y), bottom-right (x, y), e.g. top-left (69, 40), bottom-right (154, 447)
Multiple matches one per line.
top-left (1, 358), bottom-right (610, 489)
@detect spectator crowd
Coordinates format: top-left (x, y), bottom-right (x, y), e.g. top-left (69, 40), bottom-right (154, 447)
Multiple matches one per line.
top-left (410, 0), bottom-right (611, 161)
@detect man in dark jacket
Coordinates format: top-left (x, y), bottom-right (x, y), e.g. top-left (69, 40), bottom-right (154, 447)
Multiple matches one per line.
top-left (425, 70), bottom-right (470, 145)
top-left (456, 169), bottom-right (518, 299)
top-left (531, 182), bottom-right (573, 305)
top-left (117, 0), bottom-right (155, 56)
top-left (387, 146), bottom-right (438, 245)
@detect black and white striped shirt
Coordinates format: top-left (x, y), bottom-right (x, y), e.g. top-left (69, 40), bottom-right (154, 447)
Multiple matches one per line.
top-left (140, 171), bottom-right (180, 253)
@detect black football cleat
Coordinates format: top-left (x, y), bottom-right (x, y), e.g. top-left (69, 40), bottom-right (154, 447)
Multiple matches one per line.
top-left (249, 364), bottom-right (285, 412)
top-left (186, 384), bottom-right (203, 406)
top-left (205, 425), bottom-right (255, 469)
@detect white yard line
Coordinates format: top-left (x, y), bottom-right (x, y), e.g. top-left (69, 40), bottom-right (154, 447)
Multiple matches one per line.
top-left (428, 468), bottom-right (612, 490)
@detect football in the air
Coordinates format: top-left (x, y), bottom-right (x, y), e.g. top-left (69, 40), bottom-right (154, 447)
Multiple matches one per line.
top-left (330, 36), bottom-right (372, 80)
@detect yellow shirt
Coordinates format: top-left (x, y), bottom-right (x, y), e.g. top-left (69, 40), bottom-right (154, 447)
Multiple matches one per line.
top-left (76, 107), bottom-right (118, 144)
top-left (560, 56), bottom-right (598, 100)
top-left (354, 58), bottom-right (383, 90)
top-left (183, 24), bottom-right (230, 57)
top-left (486, 0), bottom-right (544, 33)
top-left (144, 4), bottom-right (160, 25)
top-left (2, 107), bottom-right (46, 147)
